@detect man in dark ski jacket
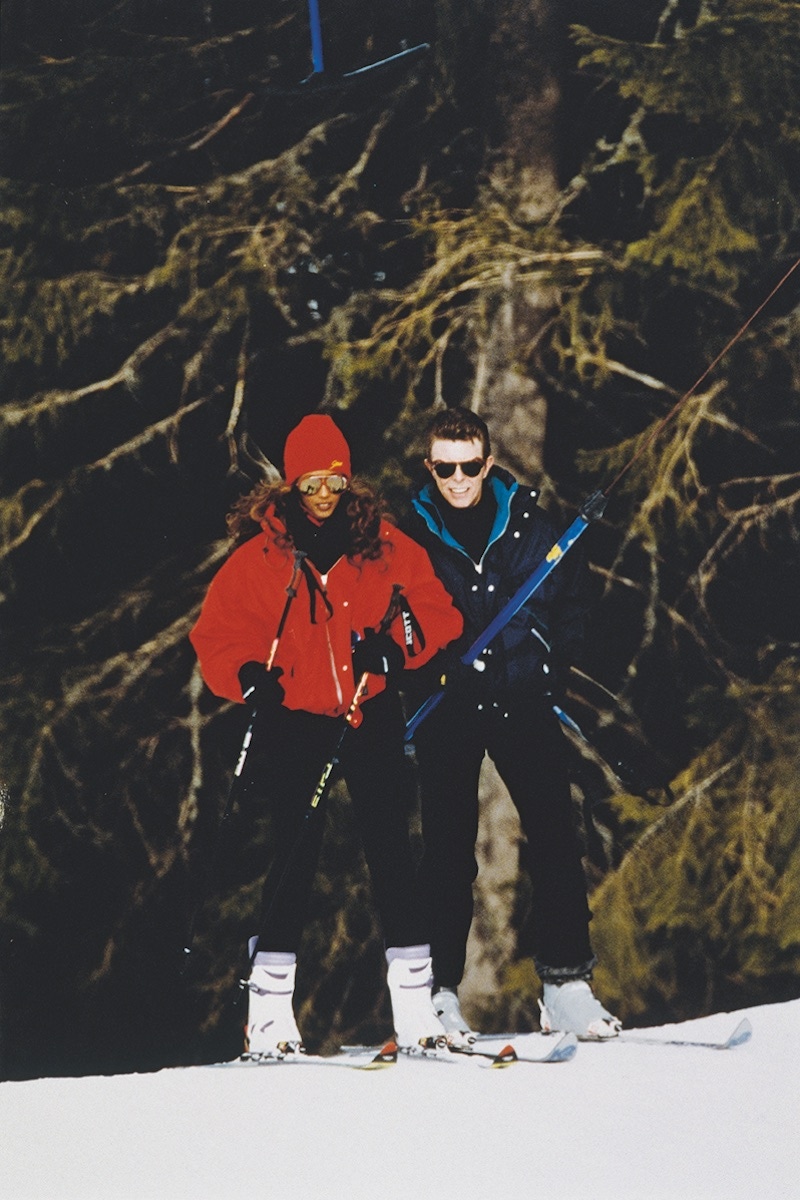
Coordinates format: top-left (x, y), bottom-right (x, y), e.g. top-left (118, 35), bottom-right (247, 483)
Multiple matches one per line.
top-left (407, 406), bottom-right (620, 1041)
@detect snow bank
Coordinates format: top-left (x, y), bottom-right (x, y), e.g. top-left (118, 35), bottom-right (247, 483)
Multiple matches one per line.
top-left (1, 1000), bottom-right (797, 1200)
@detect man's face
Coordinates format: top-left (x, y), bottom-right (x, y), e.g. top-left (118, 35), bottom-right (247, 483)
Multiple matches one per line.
top-left (426, 437), bottom-right (494, 509)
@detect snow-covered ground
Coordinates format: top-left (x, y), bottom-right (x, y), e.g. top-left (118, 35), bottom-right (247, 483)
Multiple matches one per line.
top-left (2, 999), bottom-right (797, 1200)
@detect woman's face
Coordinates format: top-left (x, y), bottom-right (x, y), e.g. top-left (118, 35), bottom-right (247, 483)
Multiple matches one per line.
top-left (296, 472), bottom-right (349, 521)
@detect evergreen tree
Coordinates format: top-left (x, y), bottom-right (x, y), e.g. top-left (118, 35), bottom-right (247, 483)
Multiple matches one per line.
top-left (1, 0), bottom-right (798, 1074)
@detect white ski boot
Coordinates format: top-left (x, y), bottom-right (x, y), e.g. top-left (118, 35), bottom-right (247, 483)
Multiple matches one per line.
top-left (432, 987), bottom-right (476, 1044)
top-left (539, 979), bottom-right (621, 1040)
top-left (244, 950), bottom-right (303, 1057)
top-left (386, 946), bottom-right (447, 1049)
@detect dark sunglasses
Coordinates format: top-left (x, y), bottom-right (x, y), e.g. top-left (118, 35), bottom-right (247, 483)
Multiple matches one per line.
top-left (297, 473), bottom-right (349, 496)
top-left (430, 459), bottom-right (485, 479)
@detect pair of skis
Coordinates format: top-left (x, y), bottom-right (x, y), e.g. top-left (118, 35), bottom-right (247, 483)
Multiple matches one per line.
top-left (214, 1016), bottom-right (751, 1070)
top-left (217, 1030), bottom-right (576, 1071)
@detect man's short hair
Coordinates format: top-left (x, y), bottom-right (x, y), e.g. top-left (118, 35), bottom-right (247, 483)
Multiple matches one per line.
top-left (425, 406), bottom-right (492, 459)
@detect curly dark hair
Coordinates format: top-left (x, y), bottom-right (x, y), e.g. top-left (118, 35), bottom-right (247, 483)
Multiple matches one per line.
top-left (226, 478), bottom-right (391, 560)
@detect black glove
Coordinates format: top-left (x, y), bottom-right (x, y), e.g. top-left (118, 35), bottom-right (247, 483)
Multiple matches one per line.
top-left (351, 630), bottom-right (405, 678)
top-left (435, 645), bottom-right (488, 706)
top-left (237, 661), bottom-right (285, 708)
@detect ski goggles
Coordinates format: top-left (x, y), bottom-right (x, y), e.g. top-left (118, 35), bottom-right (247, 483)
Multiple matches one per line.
top-left (430, 459), bottom-right (485, 479)
top-left (296, 473), bottom-right (350, 496)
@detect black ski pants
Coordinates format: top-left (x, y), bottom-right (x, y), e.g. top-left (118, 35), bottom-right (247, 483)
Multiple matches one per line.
top-left (241, 688), bottom-right (426, 954)
top-left (414, 691), bottom-right (594, 990)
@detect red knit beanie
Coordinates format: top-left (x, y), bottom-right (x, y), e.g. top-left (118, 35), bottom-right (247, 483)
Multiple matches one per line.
top-left (283, 415), bottom-right (352, 484)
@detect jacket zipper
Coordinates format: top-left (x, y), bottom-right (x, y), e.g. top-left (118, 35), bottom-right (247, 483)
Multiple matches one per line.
top-left (320, 570), bottom-right (344, 708)
top-left (324, 624), bottom-right (344, 708)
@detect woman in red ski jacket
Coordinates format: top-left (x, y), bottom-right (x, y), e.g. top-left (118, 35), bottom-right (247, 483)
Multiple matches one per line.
top-left (191, 414), bottom-right (462, 1058)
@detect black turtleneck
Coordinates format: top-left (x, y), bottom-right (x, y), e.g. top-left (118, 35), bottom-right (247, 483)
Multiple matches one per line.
top-left (284, 491), bottom-right (352, 573)
top-left (435, 484), bottom-right (497, 564)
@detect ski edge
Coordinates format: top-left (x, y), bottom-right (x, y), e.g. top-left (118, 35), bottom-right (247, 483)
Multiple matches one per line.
top-left (208, 1040), bottom-right (399, 1070)
top-left (475, 1017), bottom-right (752, 1053)
top-left (467, 1031), bottom-right (578, 1063)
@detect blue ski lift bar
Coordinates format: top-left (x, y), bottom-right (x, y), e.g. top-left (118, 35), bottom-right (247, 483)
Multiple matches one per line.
top-left (404, 490), bottom-right (608, 741)
top-left (308, 0), bottom-right (325, 74)
top-left (306, 0), bottom-right (428, 79)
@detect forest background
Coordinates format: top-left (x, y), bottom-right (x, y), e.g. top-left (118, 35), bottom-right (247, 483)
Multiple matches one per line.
top-left (1, 0), bottom-right (798, 1081)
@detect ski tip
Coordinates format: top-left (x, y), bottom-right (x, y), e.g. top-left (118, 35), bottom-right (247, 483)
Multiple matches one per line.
top-left (548, 1032), bottom-right (579, 1062)
top-left (724, 1017), bottom-right (753, 1049)
top-left (493, 1044), bottom-right (518, 1067)
top-left (364, 1040), bottom-right (399, 1067)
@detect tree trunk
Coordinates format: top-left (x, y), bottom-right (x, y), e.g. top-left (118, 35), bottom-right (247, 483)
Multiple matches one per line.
top-left (453, 0), bottom-right (564, 1020)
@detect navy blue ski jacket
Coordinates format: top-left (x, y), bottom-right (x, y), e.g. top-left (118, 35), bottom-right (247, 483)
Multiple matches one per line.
top-left (409, 466), bottom-right (589, 697)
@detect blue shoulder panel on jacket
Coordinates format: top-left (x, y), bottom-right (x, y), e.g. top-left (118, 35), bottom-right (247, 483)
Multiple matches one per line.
top-left (411, 468), bottom-right (518, 561)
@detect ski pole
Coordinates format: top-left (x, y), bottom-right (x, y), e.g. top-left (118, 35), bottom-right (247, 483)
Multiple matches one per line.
top-left (221, 547), bottom-right (307, 800)
top-left (307, 668), bottom-right (371, 811)
top-left (232, 548), bottom-right (307, 793)
top-left (405, 489), bottom-right (608, 740)
top-left (266, 550), bottom-right (307, 674)
top-left (308, 583), bottom-right (406, 806)
top-left (181, 550), bottom-right (307, 972)
top-left (551, 702), bottom-right (654, 798)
